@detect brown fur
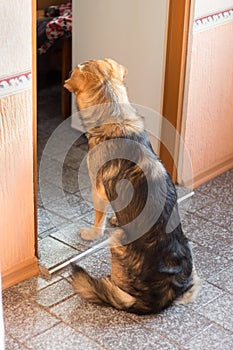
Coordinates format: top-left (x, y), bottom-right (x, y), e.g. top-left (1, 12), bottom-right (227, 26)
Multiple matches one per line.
top-left (65, 58), bottom-right (201, 314)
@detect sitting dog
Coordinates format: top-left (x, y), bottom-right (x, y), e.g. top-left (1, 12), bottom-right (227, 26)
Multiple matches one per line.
top-left (64, 58), bottom-right (201, 314)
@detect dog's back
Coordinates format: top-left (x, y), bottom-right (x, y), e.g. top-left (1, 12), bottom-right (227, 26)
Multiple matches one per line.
top-left (65, 58), bottom-right (201, 314)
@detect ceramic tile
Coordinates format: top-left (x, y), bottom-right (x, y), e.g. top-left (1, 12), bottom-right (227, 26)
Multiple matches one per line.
top-left (59, 144), bottom-right (88, 171)
top-left (4, 299), bottom-right (59, 342)
top-left (4, 335), bottom-right (29, 350)
top-left (38, 207), bottom-right (68, 235)
top-left (2, 288), bottom-right (25, 312)
top-left (128, 305), bottom-right (212, 345)
top-left (51, 219), bottom-right (109, 250)
top-left (182, 217), bottom-right (233, 256)
top-left (25, 322), bottom-right (103, 350)
top-left (191, 244), bottom-right (231, 279)
top-left (184, 281), bottom-right (224, 310)
top-left (50, 295), bottom-right (136, 338)
top-left (81, 322), bottom-right (183, 350)
top-left (197, 173), bottom-right (233, 206)
top-left (196, 293), bottom-right (233, 331)
top-left (38, 181), bottom-right (66, 207)
top-left (195, 202), bottom-right (233, 231)
top-left (31, 279), bottom-right (75, 307)
top-left (50, 296), bottom-right (186, 349)
top-left (38, 236), bottom-right (79, 269)
top-left (91, 247), bottom-right (112, 264)
top-left (184, 324), bottom-right (233, 350)
top-left (43, 194), bottom-right (92, 220)
top-left (4, 275), bottom-right (62, 298)
top-left (186, 192), bottom-right (216, 213)
top-left (207, 265), bottom-right (233, 294)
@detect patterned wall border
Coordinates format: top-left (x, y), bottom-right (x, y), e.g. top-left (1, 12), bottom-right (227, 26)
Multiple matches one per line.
top-left (194, 8), bottom-right (233, 33)
top-left (0, 71), bottom-right (32, 98)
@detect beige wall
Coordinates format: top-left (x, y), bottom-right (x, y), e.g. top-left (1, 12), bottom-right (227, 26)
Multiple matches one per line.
top-left (194, 0), bottom-right (233, 18)
top-left (0, 0), bottom-right (38, 289)
top-left (180, 5), bottom-right (233, 187)
top-left (71, 0), bottom-right (169, 152)
top-left (0, 1), bottom-right (32, 77)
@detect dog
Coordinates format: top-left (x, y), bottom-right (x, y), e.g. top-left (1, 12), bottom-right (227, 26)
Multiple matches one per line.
top-left (64, 58), bottom-right (201, 314)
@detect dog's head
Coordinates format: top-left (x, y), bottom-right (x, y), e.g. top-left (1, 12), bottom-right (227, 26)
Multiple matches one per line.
top-left (64, 58), bottom-right (127, 109)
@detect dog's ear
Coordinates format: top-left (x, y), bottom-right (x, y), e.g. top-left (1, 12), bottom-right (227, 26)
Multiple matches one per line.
top-left (104, 58), bottom-right (128, 81)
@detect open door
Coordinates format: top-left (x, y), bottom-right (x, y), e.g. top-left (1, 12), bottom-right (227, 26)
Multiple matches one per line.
top-left (32, 0), bottom-right (192, 272)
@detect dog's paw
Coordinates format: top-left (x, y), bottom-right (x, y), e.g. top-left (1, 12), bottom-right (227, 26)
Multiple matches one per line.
top-left (109, 215), bottom-right (119, 227)
top-left (80, 227), bottom-right (104, 241)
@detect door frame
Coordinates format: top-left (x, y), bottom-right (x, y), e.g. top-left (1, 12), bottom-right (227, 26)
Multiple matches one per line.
top-left (32, 0), bottom-right (191, 253)
top-left (160, 0), bottom-right (191, 183)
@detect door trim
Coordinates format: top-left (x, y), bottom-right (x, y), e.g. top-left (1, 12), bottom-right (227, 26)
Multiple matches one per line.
top-left (32, 0), bottom-right (38, 256)
top-left (160, 0), bottom-right (191, 182)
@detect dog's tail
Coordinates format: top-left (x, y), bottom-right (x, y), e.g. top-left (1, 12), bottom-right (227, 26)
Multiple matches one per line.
top-left (71, 264), bottom-right (136, 311)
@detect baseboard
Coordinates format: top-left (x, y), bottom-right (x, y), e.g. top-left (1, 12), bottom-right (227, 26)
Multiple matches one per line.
top-left (181, 156), bottom-right (233, 189)
top-left (2, 257), bottom-right (39, 290)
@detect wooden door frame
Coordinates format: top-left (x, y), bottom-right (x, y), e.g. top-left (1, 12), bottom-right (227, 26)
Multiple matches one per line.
top-left (32, 0), bottom-right (192, 254)
top-left (32, 0), bottom-right (38, 256)
top-left (160, 0), bottom-right (191, 183)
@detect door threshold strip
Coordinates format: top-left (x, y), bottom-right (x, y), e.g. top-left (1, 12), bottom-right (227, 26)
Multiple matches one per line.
top-left (39, 238), bottom-right (110, 279)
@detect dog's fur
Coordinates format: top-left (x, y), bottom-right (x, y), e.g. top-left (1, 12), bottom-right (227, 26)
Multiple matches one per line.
top-left (64, 58), bottom-right (201, 314)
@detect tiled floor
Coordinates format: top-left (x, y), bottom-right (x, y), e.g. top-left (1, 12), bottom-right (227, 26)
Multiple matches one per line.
top-left (2, 85), bottom-right (233, 349)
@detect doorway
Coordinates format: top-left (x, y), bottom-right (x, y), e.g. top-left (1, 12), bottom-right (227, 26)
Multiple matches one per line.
top-left (34, 0), bottom-right (191, 274)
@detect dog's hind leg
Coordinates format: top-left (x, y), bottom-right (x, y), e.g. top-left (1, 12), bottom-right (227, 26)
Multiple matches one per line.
top-left (71, 264), bottom-right (136, 310)
top-left (80, 184), bottom-right (109, 241)
top-left (174, 267), bottom-right (202, 305)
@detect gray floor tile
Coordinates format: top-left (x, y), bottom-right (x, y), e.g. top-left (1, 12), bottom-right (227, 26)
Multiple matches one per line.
top-left (38, 181), bottom-right (66, 207)
top-left (2, 289), bottom-right (25, 312)
top-left (4, 335), bottom-right (29, 350)
top-left (4, 299), bottom-right (59, 342)
top-left (186, 192), bottom-right (216, 213)
top-left (62, 165), bottom-right (91, 193)
top-left (196, 293), bottom-right (233, 331)
top-left (38, 207), bottom-right (68, 235)
top-left (38, 236), bottom-right (78, 269)
top-left (50, 296), bottom-right (185, 349)
top-left (184, 323), bottom-right (233, 350)
top-left (207, 265), bottom-right (233, 294)
top-left (4, 275), bottom-right (62, 298)
top-left (43, 194), bottom-right (92, 220)
top-left (31, 278), bottom-right (75, 308)
top-left (185, 281), bottom-right (224, 311)
top-left (128, 305), bottom-right (212, 345)
top-left (25, 322), bottom-right (103, 350)
top-left (182, 216), bottom-right (233, 256)
top-left (50, 220), bottom-right (91, 249)
top-left (91, 247), bottom-right (112, 264)
top-left (195, 202), bottom-right (233, 231)
top-left (191, 244), bottom-right (231, 279)
top-left (51, 220), bottom-right (109, 250)
top-left (59, 144), bottom-right (87, 171)
top-left (81, 322), bottom-right (182, 350)
top-left (50, 295), bottom-right (137, 338)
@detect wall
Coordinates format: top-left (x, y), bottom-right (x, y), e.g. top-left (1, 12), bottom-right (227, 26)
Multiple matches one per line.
top-left (180, 2), bottom-right (233, 187)
top-left (71, 0), bottom-right (169, 151)
top-left (194, 0), bottom-right (233, 18)
top-left (0, 0), bottom-right (38, 289)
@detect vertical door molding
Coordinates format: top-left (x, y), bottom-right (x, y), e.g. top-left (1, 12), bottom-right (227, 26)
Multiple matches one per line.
top-left (160, 0), bottom-right (191, 182)
top-left (32, 0), bottom-right (38, 256)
